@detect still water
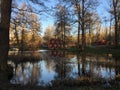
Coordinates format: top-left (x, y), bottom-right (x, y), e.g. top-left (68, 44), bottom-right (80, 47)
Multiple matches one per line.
top-left (8, 50), bottom-right (120, 86)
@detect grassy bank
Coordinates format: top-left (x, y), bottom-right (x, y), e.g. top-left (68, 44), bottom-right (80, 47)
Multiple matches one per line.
top-left (67, 46), bottom-right (120, 57)
top-left (0, 83), bottom-right (120, 90)
top-left (52, 86), bottom-right (120, 90)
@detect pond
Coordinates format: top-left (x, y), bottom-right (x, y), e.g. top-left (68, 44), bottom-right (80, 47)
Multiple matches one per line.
top-left (8, 50), bottom-right (120, 86)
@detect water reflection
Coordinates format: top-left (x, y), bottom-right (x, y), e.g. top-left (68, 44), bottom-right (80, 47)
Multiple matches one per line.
top-left (8, 51), bottom-right (120, 86)
top-left (11, 62), bottom-right (41, 85)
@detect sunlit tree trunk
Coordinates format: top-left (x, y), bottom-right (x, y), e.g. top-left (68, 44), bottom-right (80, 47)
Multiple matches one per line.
top-left (11, 19), bottom-right (20, 49)
top-left (63, 16), bottom-right (66, 49)
top-left (77, 6), bottom-right (81, 49)
top-left (0, 0), bottom-right (12, 70)
top-left (14, 23), bottom-right (20, 46)
top-left (81, 0), bottom-right (85, 51)
top-left (109, 15), bottom-right (112, 45)
top-left (20, 26), bottom-right (25, 54)
top-left (88, 20), bottom-right (91, 46)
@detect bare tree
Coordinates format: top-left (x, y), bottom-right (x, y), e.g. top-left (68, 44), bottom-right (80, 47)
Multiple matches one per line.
top-left (85, 12), bottom-right (101, 46)
top-left (0, 0), bottom-right (48, 70)
top-left (109, 0), bottom-right (120, 48)
top-left (54, 4), bottom-right (71, 48)
top-left (11, 3), bottom-right (41, 51)
top-left (43, 25), bottom-right (54, 46)
top-left (60, 0), bottom-right (99, 50)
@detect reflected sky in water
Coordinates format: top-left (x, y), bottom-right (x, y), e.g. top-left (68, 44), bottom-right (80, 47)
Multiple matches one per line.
top-left (8, 51), bottom-right (120, 86)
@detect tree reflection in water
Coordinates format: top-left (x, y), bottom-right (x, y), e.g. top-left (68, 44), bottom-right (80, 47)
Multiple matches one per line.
top-left (8, 51), bottom-right (120, 86)
top-left (10, 62), bottom-right (41, 85)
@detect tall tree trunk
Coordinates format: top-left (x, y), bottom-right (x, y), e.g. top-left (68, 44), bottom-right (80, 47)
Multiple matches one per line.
top-left (109, 15), bottom-right (112, 45)
top-left (113, 0), bottom-right (119, 48)
top-left (81, 0), bottom-right (85, 51)
top-left (63, 16), bottom-right (66, 49)
top-left (20, 27), bottom-right (25, 55)
top-left (78, 10), bottom-right (81, 49)
top-left (89, 22), bottom-right (91, 46)
top-left (77, 4), bottom-right (81, 50)
top-left (14, 23), bottom-right (20, 47)
top-left (0, 0), bottom-right (12, 70)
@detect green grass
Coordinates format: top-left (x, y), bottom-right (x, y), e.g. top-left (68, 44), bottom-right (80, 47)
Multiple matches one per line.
top-left (66, 46), bottom-right (120, 57)
top-left (85, 46), bottom-right (120, 56)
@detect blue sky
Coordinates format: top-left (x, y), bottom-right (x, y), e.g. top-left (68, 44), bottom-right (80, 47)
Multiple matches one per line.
top-left (42, 1), bottom-right (110, 25)
top-left (15, 0), bottom-right (111, 35)
top-left (97, 0), bottom-right (110, 19)
top-left (41, 0), bottom-right (111, 36)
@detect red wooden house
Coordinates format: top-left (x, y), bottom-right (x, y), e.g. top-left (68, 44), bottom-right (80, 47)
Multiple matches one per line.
top-left (48, 38), bottom-right (64, 49)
